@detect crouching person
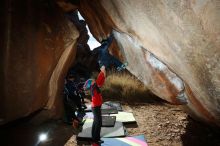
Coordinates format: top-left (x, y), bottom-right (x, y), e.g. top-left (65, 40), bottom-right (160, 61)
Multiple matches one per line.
top-left (63, 74), bottom-right (80, 128)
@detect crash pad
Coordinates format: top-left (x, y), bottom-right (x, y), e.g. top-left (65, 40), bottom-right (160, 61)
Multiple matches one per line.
top-left (101, 108), bottom-right (118, 114)
top-left (101, 135), bottom-right (148, 146)
top-left (104, 101), bottom-right (123, 111)
top-left (85, 106), bottom-right (118, 114)
top-left (77, 121), bottom-right (126, 141)
top-left (85, 101), bottom-right (122, 112)
top-left (112, 112), bottom-right (136, 124)
top-left (84, 113), bottom-right (116, 127)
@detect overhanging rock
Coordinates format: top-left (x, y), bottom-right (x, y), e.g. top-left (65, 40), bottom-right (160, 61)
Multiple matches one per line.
top-left (79, 0), bottom-right (220, 126)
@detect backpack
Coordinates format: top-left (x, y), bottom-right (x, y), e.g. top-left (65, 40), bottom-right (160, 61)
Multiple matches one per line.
top-left (90, 83), bottom-right (101, 96)
top-left (83, 79), bottom-right (93, 90)
top-left (84, 79), bottom-right (101, 96)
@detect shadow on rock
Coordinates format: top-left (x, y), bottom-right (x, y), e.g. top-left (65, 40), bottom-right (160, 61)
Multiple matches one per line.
top-left (181, 116), bottom-right (220, 146)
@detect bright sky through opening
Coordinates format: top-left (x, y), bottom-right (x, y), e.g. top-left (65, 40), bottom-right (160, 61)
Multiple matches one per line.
top-left (78, 11), bottom-right (101, 50)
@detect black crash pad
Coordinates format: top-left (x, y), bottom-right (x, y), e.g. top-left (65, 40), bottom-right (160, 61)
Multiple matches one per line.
top-left (85, 106), bottom-right (118, 114)
top-left (101, 108), bottom-right (118, 114)
top-left (102, 116), bottom-right (116, 127)
top-left (77, 121), bottom-right (126, 141)
top-left (84, 112), bottom-right (116, 127)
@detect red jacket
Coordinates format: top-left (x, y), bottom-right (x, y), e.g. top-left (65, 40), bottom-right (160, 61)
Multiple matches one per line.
top-left (91, 71), bottom-right (105, 107)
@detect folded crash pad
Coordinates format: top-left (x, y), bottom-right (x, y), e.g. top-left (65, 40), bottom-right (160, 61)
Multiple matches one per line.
top-left (85, 101), bottom-right (122, 112)
top-left (101, 135), bottom-right (148, 146)
top-left (85, 106), bottom-right (118, 114)
top-left (104, 101), bottom-right (123, 111)
top-left (112, 112), bottom-right (136, 124)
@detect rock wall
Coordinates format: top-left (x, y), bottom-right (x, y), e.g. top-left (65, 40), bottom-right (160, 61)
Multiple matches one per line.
top-left (0, 0), bottom-right (79, 125)
top-left (1, 0), bottom-right (219, 126)
top-left (66, 11), bottom-right (99, 72)
top-left (79, 0), bottom-right (220, 126)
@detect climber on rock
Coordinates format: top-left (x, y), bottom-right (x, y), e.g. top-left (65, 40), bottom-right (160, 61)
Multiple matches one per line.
top-left (92, 32), bottom-right (123, 70)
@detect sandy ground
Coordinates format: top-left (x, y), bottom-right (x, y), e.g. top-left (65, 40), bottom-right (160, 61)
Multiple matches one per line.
top-left (64, 98), bottom-right (220, 146)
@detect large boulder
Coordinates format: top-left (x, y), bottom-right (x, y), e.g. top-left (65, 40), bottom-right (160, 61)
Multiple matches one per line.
top-left (0, 0), bottom-right (79, 125)
top-left (79, 0), bottom-right (220, 126)
top-left (66, 11), bottom-right (99, 72)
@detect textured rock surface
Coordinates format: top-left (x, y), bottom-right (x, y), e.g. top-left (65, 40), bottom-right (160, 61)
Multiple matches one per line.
top-left (66, 11), bottom-right (99, 71)
top-left (0, 0), bottom-right (78, 125)
top-left (1, 0), bottom-right (219, 127)
top-left (79, 0), bottom-right (220, 125)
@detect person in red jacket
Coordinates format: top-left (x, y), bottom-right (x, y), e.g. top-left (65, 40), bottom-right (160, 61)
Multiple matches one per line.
top-left (84, 66), bottom-right (106, 145)
top-left (92, 65), bottom-right (106, 145)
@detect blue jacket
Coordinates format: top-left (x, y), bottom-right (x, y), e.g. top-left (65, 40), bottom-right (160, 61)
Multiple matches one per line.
top-left (64, 80), bottom-right (78, 98)
top-left (93, 34), bottom-right (122, 68)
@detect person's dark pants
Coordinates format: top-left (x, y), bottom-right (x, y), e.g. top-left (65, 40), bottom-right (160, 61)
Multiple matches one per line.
top-left (80, 91), bottom-right (86, 105)
top-left (92, 106), bottom-right (102, 142)
top-left (74, 95), bottom-right (83, 112)
top-left (63, 96), bottom-right (77, 124)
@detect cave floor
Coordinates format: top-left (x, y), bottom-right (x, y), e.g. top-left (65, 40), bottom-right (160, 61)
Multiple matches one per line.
top-left (65, 98), bottom-right (220, 146)
top-left (1, 99), bottom-right (220, 146)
